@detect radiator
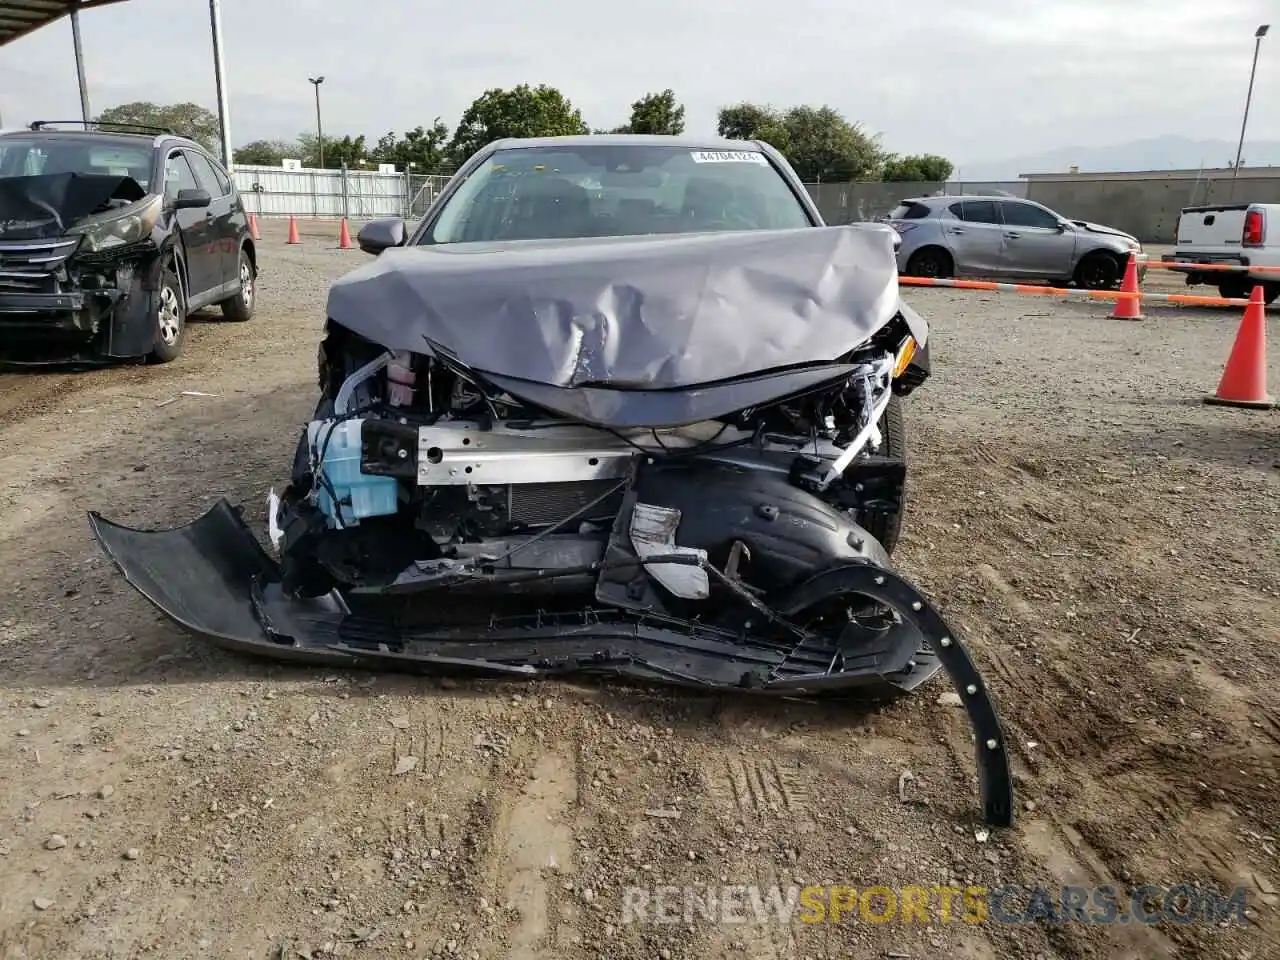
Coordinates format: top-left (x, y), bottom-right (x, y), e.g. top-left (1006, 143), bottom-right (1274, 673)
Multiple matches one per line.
top-left (507, 480), bottom-right (626, 527)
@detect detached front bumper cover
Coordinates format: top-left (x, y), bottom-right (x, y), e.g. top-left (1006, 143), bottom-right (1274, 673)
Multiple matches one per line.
top-left (87, 498), bottom-right (1015, 828)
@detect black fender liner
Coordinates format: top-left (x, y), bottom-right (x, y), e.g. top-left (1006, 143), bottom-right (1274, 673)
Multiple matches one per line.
top-left (86, 498), bottom-right (1014, 827)
top-left (103, 252), bottom-right (164, 358)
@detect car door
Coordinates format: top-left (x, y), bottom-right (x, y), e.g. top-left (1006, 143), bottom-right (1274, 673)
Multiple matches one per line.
top-left (943, 200), bottom-right (1006, 275)
top-left (997, 200), bottom-right (1077, 279)
top-left (183, 149), bottom-right (238, 291)
top-left (164, 149), bottom-right (219, 299)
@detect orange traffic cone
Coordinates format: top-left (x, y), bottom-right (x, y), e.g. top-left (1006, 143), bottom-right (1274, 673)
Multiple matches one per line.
top-left (248, 213), bottom-right (261, 241)
top-left (338, 218), bottom-right (352, 249)
top-left (286, 216), bottom-right (300, 244)
top-left (1111, 253), bottom-right (1143, 320)
top-left (1204, 285), bottom-right (1273, 409)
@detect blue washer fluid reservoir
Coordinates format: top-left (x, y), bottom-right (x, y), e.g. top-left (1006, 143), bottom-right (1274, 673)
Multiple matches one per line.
top-left (306, 418), bottom-right (399, 527)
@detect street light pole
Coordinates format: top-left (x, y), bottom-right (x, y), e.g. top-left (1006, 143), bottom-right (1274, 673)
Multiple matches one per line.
top-left (209, 0), bottom-right (233, 169)
top-left (308, 76), bottom-right (325, 168)
top-left (70, 5), bottom-right (91, 123)
top-left (1231, 24), bottom-right (1269, 185)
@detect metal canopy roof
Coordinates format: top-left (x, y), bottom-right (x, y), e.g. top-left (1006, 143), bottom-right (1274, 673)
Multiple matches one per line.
top-left (0, 0), bottom-right (131, 47)
top-left (0, 0), bottom-right (232, 169)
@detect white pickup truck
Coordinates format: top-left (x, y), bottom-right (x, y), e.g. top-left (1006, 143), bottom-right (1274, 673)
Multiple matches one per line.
top-left (1161, 202), bottom-right (1280, 304)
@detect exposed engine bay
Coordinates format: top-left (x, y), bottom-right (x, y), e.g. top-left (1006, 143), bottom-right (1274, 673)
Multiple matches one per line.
top-left (0, 172), bottom-right (166, 365)
top-left (274, 317), bottom-right (921, 601)
top-left (87, 223), bottom-right (1014, 827)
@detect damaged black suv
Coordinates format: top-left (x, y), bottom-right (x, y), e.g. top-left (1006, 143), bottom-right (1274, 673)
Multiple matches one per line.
top-left (0, 121), bottom-right (257, 366)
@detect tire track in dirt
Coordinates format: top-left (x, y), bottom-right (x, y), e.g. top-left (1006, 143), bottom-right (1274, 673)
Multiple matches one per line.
top-left (470, 737), bottom-right (581, 959)
top-left (699, 754), bottom-right (809, 960)
top-left (914, 439), bottom-right (1279, 957)
top-left (1021, 818), bottom-right (1181, 960)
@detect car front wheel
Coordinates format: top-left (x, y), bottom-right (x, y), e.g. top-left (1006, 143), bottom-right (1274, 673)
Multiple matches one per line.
top-left (149, 262), bottom-right (186, 363)
top-left (1074, 251), bottom-right (1122, 289)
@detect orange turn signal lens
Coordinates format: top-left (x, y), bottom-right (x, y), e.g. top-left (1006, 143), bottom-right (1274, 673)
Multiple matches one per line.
top-left (893, 337), bottom-right (917, 378)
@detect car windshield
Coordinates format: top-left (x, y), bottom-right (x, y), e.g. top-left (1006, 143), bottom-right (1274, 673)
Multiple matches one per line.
top-left (0, 138), bottom-right (154, 190)
top-left (425, 144), bottom-right (812, 244)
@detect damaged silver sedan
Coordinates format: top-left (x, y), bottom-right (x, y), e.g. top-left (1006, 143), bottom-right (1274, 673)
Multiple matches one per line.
top-left (88, 136), bottom-right (1014, 827)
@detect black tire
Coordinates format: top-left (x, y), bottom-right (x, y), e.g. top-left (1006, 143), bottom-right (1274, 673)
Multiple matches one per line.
top-left (148, 260), bottom-right (186, 363)
top-left (904, 247), bottom-right (953, 279)
top-left (1217, 279), bottom-right (1251, 300)
top-left (1224, 280), bottom-right (1279, 305)
top-left (855, 392), bottom-right (908, 555)
top-left (220, 246), bottom-right (255, 322)
top-left (1074, 251), bottom-right (1122, 290)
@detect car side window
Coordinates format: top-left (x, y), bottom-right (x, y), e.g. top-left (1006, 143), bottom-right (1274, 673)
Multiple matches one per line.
top-left (184, 150), bottom-right (227, 197)
top-left (164, 151), bottom-right (200, 198)
top-left (959, 200), bottom-right (1000, 224)
top-left (1001, 201), bottom-right (1060, 229)
top-left (212, 161), bottom-right (232, 195)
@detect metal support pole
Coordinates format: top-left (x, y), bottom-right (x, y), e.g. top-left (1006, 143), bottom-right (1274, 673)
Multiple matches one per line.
top-left (316, 88), bottom-right (324, 168)
top-left (209, 0), bottom-right (233, 168)
top-left (70, 5), bottom-right (91, 123)
top-left (308, 78), bottom-right (325, 169)
top-left (1230, 25), bottom-right (1269, 200)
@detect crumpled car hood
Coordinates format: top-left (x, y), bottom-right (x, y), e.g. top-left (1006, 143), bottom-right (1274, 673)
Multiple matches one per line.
top-left (1071, 219), bottom-right (1138, 244)
top-left (326, 224), bottom-right (922, 390)
top-left (0, 173), bottom-right (147, 241)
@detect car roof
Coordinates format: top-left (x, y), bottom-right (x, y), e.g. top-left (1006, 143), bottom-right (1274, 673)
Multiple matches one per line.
top-left (484, 133), bottom-right (770, 152)
top-left (0, 128), bottom-right (202, 151)
top-left (900, 194), bottom-right (1027, 204)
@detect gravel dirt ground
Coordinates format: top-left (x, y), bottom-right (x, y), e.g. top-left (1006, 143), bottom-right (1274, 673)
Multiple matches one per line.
top-left (0, 222), bottom-right (1277, 960)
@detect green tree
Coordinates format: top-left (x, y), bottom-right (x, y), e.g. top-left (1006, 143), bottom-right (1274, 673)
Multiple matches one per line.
top-left (297, 132), bottom-right (367, 169)
top-left (881, 153), bottom-right (954, 182)
top-left (626, 89), bottom-right (685, 136)
top-left (716, 102), bottom-right (790, 152)
top-left (95, 101), bottom-right (220, 152)
top-left (233, 139), bottom-right (300, 166)
top-left (780, 106), bottom-right (884, 181)
top-left (370, 121), bottom-right (452, 173)
top-left (448, 84), bottom-right (589, 165)
top-left (716, 102), bottom-right (885, 181)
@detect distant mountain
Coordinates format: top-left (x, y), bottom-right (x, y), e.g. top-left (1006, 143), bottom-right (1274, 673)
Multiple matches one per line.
top-left (954, 135), bottom-right (1280, 182)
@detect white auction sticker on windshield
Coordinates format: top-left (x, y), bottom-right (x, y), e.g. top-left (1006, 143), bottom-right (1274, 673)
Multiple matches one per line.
top-left (690, 150), bottom-right (768, 164)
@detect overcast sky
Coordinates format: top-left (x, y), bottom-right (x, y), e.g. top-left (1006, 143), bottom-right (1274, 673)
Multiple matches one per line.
top-left (1, 0), bottom-right (1275, 174)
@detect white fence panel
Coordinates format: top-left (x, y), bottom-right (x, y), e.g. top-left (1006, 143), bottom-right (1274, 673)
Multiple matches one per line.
top-left (231, 164), bottom-right (414, 219)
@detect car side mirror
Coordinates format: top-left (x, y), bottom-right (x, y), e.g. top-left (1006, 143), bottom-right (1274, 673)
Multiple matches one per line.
top-left (173, 188), bottom-right (211, 210)
top-left (1056, 221), bottom-right (1070, 232)
top-left (357, 217), bottom-right (407, 255)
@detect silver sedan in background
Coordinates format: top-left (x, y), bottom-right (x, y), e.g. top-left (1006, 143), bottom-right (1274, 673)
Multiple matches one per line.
top-left (886, 195), bottom-right (1144, 289)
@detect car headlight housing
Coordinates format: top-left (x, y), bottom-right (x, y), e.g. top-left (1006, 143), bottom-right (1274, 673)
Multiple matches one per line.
top-left (67, 195), bottom-right (162, 253)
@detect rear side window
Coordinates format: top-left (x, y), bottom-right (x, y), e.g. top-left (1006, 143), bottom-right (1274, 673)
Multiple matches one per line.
top-left (210, 158), bottom-right (233, 195)
top-left (955, 200), bottom-right (1000, 224)
top-left (888, 202), bottom-right (931, 220)
top-left (185, 150), bottom-right (228, 197)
